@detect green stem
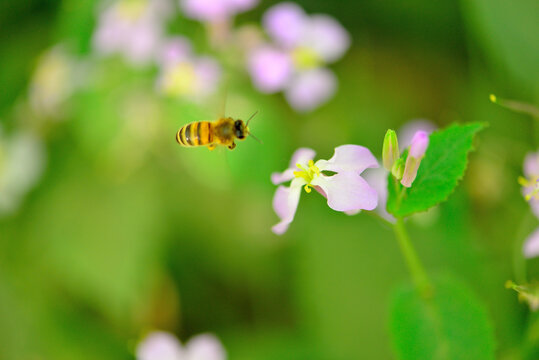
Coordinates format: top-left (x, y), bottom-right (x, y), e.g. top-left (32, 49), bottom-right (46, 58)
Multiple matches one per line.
top-left (393, 217), bottom-right (432, 298)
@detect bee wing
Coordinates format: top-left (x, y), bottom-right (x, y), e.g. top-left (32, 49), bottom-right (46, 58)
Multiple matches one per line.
top-left (216, 75), bottom-right (230, 118)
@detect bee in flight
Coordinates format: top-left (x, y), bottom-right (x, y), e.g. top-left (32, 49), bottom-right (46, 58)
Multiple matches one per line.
top-left (176, 111), bottom-right (260, 150)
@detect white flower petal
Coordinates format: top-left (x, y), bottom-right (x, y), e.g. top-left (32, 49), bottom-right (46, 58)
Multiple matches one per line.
top-left (136, 331), bottom-right (183, 360)
top-left (262, 2), bottom-right (306, 48)
top-left (302, 14), bottom-right (350, 63)
top-left (524, 228), bottom-right (539, 258)
top-left (271, 147), bottom-right (316, 185)
top-left (311, 172), bottom-right (378, 212)
top-left (524, 151), bottom-right (539, 178)
top-left (272, 178), bottom-right (304, 235)
top-left (315, 145), bottom-right (378, 174)
top-left (284, 68), bottom-right (337, 112)
top-left (362, 166), bottom-right (395, 223)
top-left (184, 333), bottom-right (226, 360)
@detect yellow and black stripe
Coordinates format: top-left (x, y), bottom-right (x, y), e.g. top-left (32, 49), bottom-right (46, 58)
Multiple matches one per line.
top-left (176, 121), bottom-right (213, 147)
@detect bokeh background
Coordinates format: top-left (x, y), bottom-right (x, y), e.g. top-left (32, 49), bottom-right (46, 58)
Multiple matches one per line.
top-left (1, 0), bottom-right (539, 359)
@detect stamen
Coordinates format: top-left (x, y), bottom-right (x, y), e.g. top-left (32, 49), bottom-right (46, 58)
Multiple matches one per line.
top-left (293, 160), bottom-right (321, 193)
top-left (521, 176), bottom-right (539, 201)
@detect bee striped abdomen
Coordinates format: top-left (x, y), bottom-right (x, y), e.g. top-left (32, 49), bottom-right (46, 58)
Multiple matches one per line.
top-left (176, 121), bottom-right (213, 147)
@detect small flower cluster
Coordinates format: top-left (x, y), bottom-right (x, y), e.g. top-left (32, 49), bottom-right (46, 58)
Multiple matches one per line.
top-left (93, 0), bottom-right (174, 66)
top-left (136, 331), bottom-right (226, 360)
top-left (156, 37), bottom-right (221, 101)
top-left (92, 0), bottom-right (351, 111)
top-left (519, 151), bottom-right (539, 258)
top-left (92, 0), bottom-right (223, 101)
top-left (247, 2), bottom-right (350, 112)
top-left (270, 121), bottom-right (434, 234)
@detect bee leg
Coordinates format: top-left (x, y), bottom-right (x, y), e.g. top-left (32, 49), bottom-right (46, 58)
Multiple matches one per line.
top-left (228, 142), bottom-right (236, 150)
top-left (207, 144), bottom-right (216, 151)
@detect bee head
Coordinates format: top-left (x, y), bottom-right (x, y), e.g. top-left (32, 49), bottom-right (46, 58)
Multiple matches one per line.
top-left (234, 119), bottom-right (247, 140)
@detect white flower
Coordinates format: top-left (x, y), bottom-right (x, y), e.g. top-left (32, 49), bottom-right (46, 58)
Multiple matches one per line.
top-left (136, 331), bottom-right (226, 360)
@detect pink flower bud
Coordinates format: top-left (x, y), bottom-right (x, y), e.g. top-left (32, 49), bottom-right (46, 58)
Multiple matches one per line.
top-left (401, 131), bottom-right (430, 188)
top-left (409, 131), bottom-right (429, 158)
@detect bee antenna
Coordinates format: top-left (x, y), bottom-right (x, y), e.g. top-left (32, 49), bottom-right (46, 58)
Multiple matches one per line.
top-left (248, 131), bottom-right (263, 144)
top-left (246, 110), bottom-right (258, 127)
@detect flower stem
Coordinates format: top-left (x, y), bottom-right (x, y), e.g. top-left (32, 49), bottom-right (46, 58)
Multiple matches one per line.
top-left (393, 217), bottom-right (433, 298)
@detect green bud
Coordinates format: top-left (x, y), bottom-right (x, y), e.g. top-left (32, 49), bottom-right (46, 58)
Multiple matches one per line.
top-left (382, 129), bottom-right (399, 171)
top-left (391, 157), bottom-right (405, 180)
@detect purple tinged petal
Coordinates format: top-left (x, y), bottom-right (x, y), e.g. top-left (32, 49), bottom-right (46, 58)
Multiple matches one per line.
top-left (398, 119), bottom-right (436, 150)
top-left (248, 46), bottom-right (293, 93)
top-left (409, 130), bottom-right (429, 158)
top-left (136, 331), bottom-right (183, 360)
top-left (315, 145), bottom-right (378, 174)
top-left (284, 68), bottom-right (336, 112)
top-left (289, 147), bottom-right (316, 168)
top-left (271, 170), bottom-right (295, 186)
top-left (180, 0), bottom-right (257, 22)
top-left (524, 152), bottom-right (539, 178)
top-left (272, 178), bottom-right (304, 235)
top-left (271, 147), bottom-right (316, 185)
top-left (524, 228), bottom-right (539, 258)
top-left (363, 167), bottom-right (395, 223)
top-left (263, 2), bottom-right (306, 48)
top-left (401, 156), bottom-right (421, 188)
top-left (185, 333), bottom-right (226, 360)
top-left (123, 22), bottom-right (162, 65)
top-left (311, 172), bottom-right (378, 212)
top-left (180, 0), bottom-right (229, 21)
top-left (158, 36), bottom-right (192, 67)
top-left (302, 14), bottom-right (350, 63)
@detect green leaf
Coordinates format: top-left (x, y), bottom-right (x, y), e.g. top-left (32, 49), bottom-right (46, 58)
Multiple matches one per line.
top-left (387, 123), bottom-right (485, 216)
top-left (390, 275), bottom-right (495, 360)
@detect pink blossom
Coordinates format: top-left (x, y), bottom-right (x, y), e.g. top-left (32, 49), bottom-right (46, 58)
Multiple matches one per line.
top-left (93, 0), bottom-right (173, 66)
top-left (136, 331), bottom-right (226, 360)
top-left (179, 0), bottom-right (258, 22)
top-left (271, 145), bottom-right (379, 235)
top-left (247, 2), bottom-right (350, 112)
top-left (156, 36), bottom-right (221, 100)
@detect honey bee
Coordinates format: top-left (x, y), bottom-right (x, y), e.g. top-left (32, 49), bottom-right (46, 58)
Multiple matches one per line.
top-left (176, 111), bottom-right (259, 150)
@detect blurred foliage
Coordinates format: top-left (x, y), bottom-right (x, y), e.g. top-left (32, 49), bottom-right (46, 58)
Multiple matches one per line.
top-left (1, 0), bottom-right (539, 359)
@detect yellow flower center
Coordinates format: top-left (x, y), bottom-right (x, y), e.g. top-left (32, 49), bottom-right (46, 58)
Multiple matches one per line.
top-left (293, 160), bottom-right (320, 193)
top-left (162, 62), bottom-right (196, 97)
top-left (519, 176), bottom-right (539, 201)
top-left (118, 0), bottom-right (148, 21)
top-left (291, 47), bottom-right (322, 70)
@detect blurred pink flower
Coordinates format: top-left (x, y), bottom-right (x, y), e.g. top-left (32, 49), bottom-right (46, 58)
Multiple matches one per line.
top-left (179, 0), bottom-right (258, 22)
top-left (136, 331), bottom-right (226, 360)
top-left (520, 151), bottom-right (539, 258)
top-left (93, 0), bottom-right (174, 66)
top-left (271, 145), bottom-right (378, 235)
top-left (521, 151), bottom-right (539, 218)
top-left (156, 36), bottom-right (221, 100)
top-left (248, 2), bottom-right (350, 112)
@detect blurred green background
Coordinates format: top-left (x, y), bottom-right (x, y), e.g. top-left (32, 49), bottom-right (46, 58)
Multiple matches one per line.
top-left (1, 0), bottom-right (539, 359)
